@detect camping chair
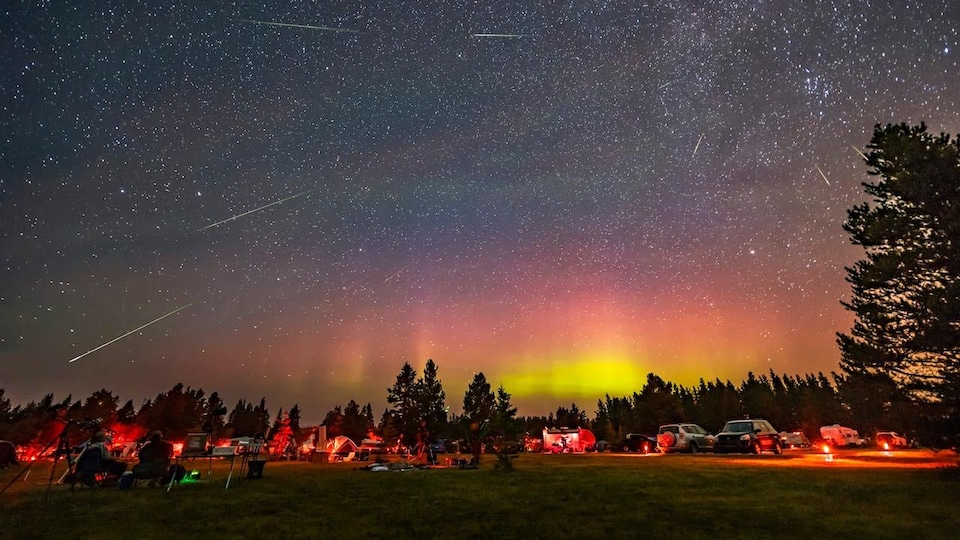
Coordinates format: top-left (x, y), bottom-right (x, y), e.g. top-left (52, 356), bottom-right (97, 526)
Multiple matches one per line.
top-left (71, 446), bottom-right (107, 489)
top-left (132, 441), bottom-right (173, 487)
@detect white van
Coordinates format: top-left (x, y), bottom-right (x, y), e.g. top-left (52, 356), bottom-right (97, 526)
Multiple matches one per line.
top-left (819, 424), bottom-right (865, 447)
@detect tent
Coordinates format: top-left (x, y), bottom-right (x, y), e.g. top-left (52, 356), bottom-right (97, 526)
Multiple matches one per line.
top-left (324, 435), bottom-right (359, 456)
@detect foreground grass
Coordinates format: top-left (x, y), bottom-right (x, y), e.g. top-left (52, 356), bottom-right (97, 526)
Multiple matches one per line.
top-left (1, 453), bottom-right (958, 539)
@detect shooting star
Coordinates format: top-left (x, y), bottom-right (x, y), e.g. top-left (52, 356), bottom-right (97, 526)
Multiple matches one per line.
top-left (243, 19), bottom-right (360, 33)
top-left (471, 33), bottom-right (525, 39)
top-left (69, 303), bottom-right (192, 364)
top-left (658, 80), bottom-right (675, 90)
top-left (382, 263), bottom-right (415, 284)
top-left (692, 133), bottom-right (705, 158)
top-left (851, 145), bottom-right (868, 161)
top-left (815, 164), bottom-right (831, 186)
top-left (197, 190), bottom-right (309, 232)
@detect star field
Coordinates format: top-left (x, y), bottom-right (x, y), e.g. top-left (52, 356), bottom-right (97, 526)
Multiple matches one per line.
top-left (2, 1), bottom-right (959, 419)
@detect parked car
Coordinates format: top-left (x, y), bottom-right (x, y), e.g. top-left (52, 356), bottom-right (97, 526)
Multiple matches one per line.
top-left (657, 423), bottom-right (715, 453)
top-left (875, 431), bottom-right (908, 449)
top-left (357, 439), bottom-right (389, 461)
top-left (492, 438), bottom-right (523, 454)
top-left (621, 433), bottom-right (658, 454)
top-left (714, 419), bottom-right (782, 454)
top-left (779, 431), bottom-right (810, 449)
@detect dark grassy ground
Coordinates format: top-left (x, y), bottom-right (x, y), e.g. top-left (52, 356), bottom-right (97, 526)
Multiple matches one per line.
top-left (1, 452), bottom-right (957, 539)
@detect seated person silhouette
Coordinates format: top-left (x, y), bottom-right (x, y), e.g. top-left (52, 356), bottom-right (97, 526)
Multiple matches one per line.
top-left (0, 440), bottom-right (18, 468)
top-left (74, 431), bottom-right (127, 487)
top-left (132, 431), bottom-right (174, 485)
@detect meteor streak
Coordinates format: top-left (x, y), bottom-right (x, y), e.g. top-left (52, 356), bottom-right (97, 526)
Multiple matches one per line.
top-left (243, 19), bottom-right (360, 33)
top-left (692, 133), bottom-right (705, 157)
top-left (197, 190), bottom-right (309, 231)
top-left (69, 303), bottom-right (192, 364)
top-left (815, 164), bottom-right (831, 186)
top-left (470, 33), bottom-right (525, 38)
top-left (851, 145), bottom-right (868, 160)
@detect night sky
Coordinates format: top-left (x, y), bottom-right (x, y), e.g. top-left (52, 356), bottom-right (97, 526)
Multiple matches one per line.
top-left (3, 2), bottom-right (959, 421)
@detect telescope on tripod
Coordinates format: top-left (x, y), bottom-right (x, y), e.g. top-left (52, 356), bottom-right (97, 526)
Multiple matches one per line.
top-left (0, 415), bottom-right (103, 500)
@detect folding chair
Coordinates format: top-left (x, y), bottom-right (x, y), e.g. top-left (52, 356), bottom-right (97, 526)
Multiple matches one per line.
top-left (71, 446), bottom-right (106, 489)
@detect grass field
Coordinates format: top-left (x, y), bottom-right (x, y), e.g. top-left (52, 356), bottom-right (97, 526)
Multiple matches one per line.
top-left (1, 451), bottom-right (958, 539)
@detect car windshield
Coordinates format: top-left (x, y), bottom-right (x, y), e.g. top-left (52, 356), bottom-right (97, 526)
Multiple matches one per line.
top-left (723, 422), bottom-right (753, 433)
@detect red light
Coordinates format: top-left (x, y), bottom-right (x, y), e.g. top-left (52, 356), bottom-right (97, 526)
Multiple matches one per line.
top-left (821, 444), bottom-right (831, 454)
top-left (883, 442), bottom-right (890, 451)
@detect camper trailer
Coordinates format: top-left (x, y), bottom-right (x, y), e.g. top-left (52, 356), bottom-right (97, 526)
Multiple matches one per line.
top-left (819, 424), bottom-right (865, 447)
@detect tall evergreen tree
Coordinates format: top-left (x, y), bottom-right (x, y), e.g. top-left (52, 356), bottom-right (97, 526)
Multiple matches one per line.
top-left (462, 372), bottom-right (495, 426)
top-left (386, 362), bottom-right (421, 443)
top-left (492, 384), bottom-right (519, 443)
top-left (462, 372), bottom-right (495, 464)
top-left (417, 359), bottom-right (448, 436)
top-left (839, 123), bottom-right (960, 439)
top-left (288, 403), bottom-right (302, 441)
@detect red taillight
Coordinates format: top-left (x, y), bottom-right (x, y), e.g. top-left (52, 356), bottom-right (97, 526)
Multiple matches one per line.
top-left (883, 442), bottom-right (890, 451)
top-left (821, 444), bottom-right (831, 454)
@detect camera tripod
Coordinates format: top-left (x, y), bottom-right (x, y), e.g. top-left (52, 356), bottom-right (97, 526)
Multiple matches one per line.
top-left (0, 420), bottom-right (78, 500)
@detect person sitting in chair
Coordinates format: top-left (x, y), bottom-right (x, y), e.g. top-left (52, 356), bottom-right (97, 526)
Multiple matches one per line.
top-left (74, 431), bottom-right (126, 487)
top-left (0, 440), bottom-right (18, 469)
top-left (132, 431), bottom-right (174, 485)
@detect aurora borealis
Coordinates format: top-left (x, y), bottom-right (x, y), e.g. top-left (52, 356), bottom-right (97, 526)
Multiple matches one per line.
top-left (2, 2), bottom-right (959, 419)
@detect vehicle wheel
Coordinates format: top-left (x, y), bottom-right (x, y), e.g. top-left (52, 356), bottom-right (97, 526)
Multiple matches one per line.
top-left (689, 443), bottom-right (699, 454)
top-left (773, 442), bottom-right (782, 455)
top-left (753, 443), bottom-right (762, 455)
top-left (623, 445), bottom-right (630, 452)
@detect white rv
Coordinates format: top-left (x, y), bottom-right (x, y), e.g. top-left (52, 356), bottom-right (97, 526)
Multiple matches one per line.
top-left (819, 424), bottom-right (865, 447)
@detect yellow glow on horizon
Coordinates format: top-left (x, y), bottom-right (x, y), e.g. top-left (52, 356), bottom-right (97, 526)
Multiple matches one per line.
top-left (501, 356), bottom-right (648, 399)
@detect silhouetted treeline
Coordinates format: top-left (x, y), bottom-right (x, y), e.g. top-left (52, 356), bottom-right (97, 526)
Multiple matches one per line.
top-left (0, 365), bottom-right (944, 450)
top-left (0, 384), bottom-right (291, 448)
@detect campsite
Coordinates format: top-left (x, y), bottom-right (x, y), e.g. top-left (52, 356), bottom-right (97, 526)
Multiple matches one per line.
top-left (1, 450), bottom-right (958, 539)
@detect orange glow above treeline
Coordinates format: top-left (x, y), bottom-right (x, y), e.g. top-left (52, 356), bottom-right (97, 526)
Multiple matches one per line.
top-left (242, 276), bottom-right (854, 415)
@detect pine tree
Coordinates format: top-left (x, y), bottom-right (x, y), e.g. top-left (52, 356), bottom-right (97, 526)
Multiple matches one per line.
top-left (839, 123), bottom-right (960, 439)
top-left (462, 372), bottom-right (495, 425)
top-left (462, 372), bottom-right (495, 464)
top-left (288, 403), bottom-right (302, 440)
top-left (386, 362), bottom-right (421, 443)
top-left (492, 384), bottom-right (519, 449)
top-left (417, 359), bottom-right (448, 436)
